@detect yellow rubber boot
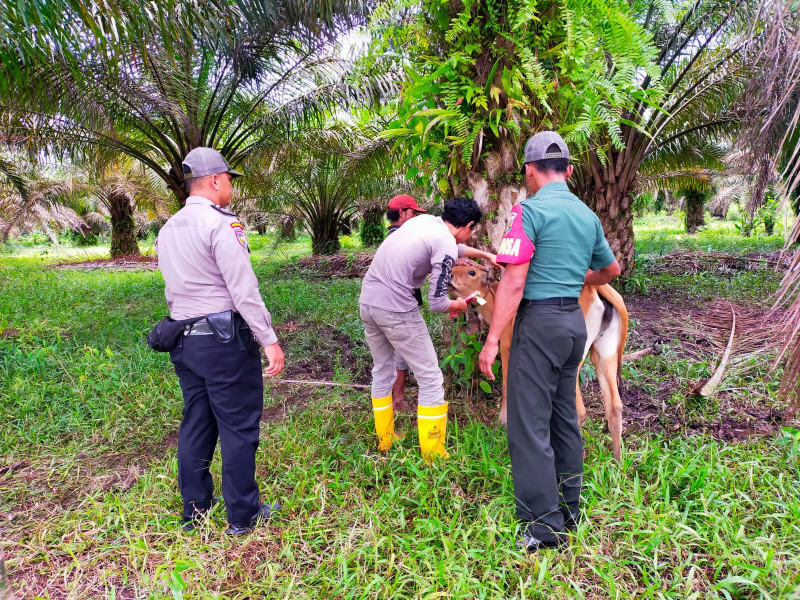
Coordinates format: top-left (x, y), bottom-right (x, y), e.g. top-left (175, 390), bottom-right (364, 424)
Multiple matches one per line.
top-left (371, 395), bottom-right (402, 452)
top-left (418, 402), bottom-right (450, 461)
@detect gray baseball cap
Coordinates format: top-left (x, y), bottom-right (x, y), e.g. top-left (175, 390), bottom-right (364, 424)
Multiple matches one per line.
top-left (523, 131), bottom-right (570, 164)
top-left (181, 147), bottom-right (243, 180)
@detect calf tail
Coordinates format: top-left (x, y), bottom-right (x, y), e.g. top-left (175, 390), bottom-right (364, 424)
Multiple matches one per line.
top-left (596, 284), bottom-right (628, 387)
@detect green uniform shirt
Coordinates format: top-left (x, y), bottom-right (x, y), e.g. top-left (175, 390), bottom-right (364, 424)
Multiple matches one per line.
top-left (520, 181), bottom-right (615, 300)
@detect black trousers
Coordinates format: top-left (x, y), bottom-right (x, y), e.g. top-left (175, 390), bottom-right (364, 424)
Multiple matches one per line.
top-left (169, 325), bottom-right (263, 526)
top-left (507, 302), bottom-right (587, 542)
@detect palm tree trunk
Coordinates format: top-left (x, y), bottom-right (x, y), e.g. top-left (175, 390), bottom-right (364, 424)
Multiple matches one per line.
top-left (359, 207), bottom-right (385, 247)
top-left (587, 183), bottom-right (634, 277)
top-left (585, 153), bottom-right (636, 277)
top-left (279, 216), bottom-right (297, 241)
top-left (684, 189), bottom-right (706, 233)
top-left (310, 213), bottom-right (340, 255)
top-left (464, 140), bottom-right (527, 254)
top-left (108, 192), bottom-right (140, 258)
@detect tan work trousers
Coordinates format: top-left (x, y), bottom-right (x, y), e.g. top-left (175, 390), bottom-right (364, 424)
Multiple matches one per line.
top-left (359, 304), bottom-right (445, 407)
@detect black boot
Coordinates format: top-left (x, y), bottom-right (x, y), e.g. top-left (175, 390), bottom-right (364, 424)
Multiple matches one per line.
top-left (225, 502), bottom-right (281, 536)
top-left (181, 496), bottom-right (222, 532)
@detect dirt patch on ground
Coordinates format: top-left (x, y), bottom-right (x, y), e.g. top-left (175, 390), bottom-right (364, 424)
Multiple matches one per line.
top-left (261, 324), bottom-right (376, 419)
top-left (452, 289), bottom-right (798, 441)
top-left (575, 292), bottom-right (797, 442)
top-left (281, 326), bottom-right (371, 386)
top-left (51, 255), bottom-right (158, 271)
top-left (284, 251), bottom-right (374, 279)
top-left (263, 291), bottom-right (797, 442)
top-left (644, 249), bottom-right (791, 276)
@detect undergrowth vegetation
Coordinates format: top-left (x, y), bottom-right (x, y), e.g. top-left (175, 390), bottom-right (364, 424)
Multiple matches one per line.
top-left (1, 215), bottom-right (799, 599)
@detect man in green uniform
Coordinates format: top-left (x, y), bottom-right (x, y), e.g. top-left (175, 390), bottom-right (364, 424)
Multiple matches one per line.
top-left (478, 132), bottom-right (621, 550)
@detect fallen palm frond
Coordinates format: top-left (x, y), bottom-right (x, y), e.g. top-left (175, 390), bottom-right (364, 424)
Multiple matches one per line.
top-left (622, 347), bottom-right (654, 362)
top-left (265, 379), bottom-right (370, 390)
top-left (286, 251), bottom-right (375, 279)
top-left (644, 250), bottom-right (791, 276)
top-left (50, 256), bottom-right (157, 271)
top-left (692, 303), bottom-right (736, 397)
top-left (658, 301), bottom-right (787, 390)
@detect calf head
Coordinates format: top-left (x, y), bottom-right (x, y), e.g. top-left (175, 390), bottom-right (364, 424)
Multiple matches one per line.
top-left (448, 260), bottom-right (492, 301)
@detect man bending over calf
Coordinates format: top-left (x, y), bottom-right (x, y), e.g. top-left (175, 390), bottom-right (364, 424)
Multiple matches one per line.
top-left (359, 197), bottom-right (493, 459)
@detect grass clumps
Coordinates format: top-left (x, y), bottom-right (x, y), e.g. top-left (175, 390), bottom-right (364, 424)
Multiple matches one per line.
top-left (1, 216), bottom-right (799, 598)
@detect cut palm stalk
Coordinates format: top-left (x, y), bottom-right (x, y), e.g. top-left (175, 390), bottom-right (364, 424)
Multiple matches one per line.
top-left (696, 303), bottom-right (736, 397)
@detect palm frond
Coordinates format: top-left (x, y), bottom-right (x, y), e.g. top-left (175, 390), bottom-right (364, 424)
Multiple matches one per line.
top-left (0, 0), bottom-right (381, 202)
top-left (0, 157), bottom-right (89, 240)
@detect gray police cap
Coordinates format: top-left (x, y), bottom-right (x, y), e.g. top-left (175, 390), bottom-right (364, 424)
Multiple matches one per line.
top-left (523, 131), bottom-right (570, 163)
top-left (182, 147), bottom-right (243, 180)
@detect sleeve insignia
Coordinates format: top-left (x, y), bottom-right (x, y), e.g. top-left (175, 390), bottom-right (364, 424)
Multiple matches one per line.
top-left (230, 222), bottom-right (250, 252)
top-left (496, 205), bottom-right (534, 265)
top-left (504, 211), bottom-right (517, 235)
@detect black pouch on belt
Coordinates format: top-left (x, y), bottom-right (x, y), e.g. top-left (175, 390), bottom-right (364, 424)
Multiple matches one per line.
top-left (206, 309), bottom-right (237, 343)
top-left (146, 316), bottom-right (202, 352)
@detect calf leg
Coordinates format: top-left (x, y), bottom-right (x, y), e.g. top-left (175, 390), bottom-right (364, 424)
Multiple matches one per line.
top-left (591, 348), bottom-right (623, 461)
top-left (575, 379), bottom-right (587, 428)
top-left (575, 293), bottom-right (601, 429)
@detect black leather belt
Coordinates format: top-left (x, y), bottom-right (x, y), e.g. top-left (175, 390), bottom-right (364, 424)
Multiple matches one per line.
top-left (520, 297), bottom-right (578, 307)
top-left (188, 318), bottom-right (214, 335)
top-left (187, 312), bottom-right (249, 338)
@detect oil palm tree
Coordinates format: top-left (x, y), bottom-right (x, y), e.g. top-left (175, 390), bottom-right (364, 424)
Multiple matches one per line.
top-left (571, 0), bottom-right (763, 275)
top-left (377, 0), bottom-right (659, 251)
top-left (0, 0), bottom-right (375, 204)
top-left (88, 160), bottom-right (173, 257)
top-left (746, 0), bottom-right (800, 402)
top-left (0, 161), bottom-right (88, 242)
top-left (240, 124), bottom-right (406, 254)
top-left (632, 136), bottom-right (727, 234)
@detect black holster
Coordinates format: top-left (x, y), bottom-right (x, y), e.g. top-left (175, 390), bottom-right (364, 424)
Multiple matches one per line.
top-left (206, 310), bottom-right (236, 343)
top-left (147, 310), bottom-right (252, 353)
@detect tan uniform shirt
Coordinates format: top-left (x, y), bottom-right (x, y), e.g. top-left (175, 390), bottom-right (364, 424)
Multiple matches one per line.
top-left (155, 195), bottom-right (278, 347)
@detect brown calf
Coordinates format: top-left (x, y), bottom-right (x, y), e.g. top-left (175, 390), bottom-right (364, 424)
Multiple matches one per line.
top-left (448, 263), bottom-right (628, 460)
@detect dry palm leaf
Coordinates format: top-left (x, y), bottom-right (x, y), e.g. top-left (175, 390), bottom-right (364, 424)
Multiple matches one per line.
top-left (692, 303), bottom-right (736, 396)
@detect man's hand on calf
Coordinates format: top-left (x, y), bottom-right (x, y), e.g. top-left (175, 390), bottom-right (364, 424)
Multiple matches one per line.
top-left (448, 297), bottom-right (468, 315)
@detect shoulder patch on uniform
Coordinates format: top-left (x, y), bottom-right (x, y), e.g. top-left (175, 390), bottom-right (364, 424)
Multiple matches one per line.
top-left (496, 205), bottom-right (534, 265)
top-left (230, 222), bottom-right (249, 252)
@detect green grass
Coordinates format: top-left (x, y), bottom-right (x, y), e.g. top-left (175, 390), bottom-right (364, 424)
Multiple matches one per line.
top-left (630, 213), bottom-right (789, 306)
top-left (1, 215), bottom-right (799, 599)
top-left (634, 213), bottom-right (787, 256)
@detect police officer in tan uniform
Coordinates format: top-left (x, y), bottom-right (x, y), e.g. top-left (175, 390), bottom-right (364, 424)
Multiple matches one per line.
top-left (156, 147), bottom-right (285, 535)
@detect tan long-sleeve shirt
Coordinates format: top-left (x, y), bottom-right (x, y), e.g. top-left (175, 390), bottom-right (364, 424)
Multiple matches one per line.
top-left (155, 195), bottom-right (278, 347)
